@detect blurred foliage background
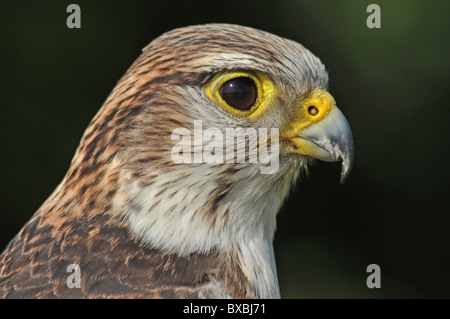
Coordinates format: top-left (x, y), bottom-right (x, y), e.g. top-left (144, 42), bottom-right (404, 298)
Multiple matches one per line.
top-left (0, 0), bottom-right (449, 298)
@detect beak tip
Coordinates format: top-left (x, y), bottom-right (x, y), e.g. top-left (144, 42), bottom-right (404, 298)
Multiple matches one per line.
top-left (338, 147), bottom-right (354, 184)
top-left (339, 166), bottom-right (350, 184)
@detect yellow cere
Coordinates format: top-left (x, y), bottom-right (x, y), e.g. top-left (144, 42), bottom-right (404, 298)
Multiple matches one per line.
top-left (204, 71), bottom-right (278, 119)
top-left (282, 89), bottom-right (337, 137)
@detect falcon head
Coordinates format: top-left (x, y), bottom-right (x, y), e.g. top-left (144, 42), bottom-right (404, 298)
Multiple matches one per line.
top-left (28, 24), bottom-right (354, 298)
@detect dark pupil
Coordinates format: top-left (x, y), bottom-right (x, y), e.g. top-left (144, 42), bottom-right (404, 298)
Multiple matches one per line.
top-left (219, 77), bottom-right (257, 110)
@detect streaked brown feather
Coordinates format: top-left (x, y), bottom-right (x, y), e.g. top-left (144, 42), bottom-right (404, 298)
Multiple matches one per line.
top-left (0, 209), bottom-right (249, 298)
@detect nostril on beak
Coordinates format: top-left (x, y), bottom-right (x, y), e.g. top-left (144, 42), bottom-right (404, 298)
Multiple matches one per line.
top-left (308, 105), bottom-right (319, 116)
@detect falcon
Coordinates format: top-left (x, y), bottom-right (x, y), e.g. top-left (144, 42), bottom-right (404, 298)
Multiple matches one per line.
top-left (0, 24), bottom-right (353, 298)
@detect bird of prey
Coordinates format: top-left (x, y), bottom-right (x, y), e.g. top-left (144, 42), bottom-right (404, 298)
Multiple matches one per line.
top-left (0, 24), bottom-right (353, 298)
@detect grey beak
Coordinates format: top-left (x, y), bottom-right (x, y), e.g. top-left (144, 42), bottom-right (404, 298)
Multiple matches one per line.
top-left (298, 106), bottom-right (354, 184)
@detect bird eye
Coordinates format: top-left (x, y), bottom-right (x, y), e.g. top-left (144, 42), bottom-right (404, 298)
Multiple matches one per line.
top-left (219, 77), bottom-right (257, 111)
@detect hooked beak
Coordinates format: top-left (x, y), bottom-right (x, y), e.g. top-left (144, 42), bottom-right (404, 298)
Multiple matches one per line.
top-left (281, 90), bottom-right (354, 184)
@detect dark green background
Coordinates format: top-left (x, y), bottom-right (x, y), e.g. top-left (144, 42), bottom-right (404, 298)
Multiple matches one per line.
top-left (1, 0), bottom-right (449, 298)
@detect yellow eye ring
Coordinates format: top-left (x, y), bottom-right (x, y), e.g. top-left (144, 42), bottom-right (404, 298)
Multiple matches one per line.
top-left (204, 71), bottom-right (277, 119)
